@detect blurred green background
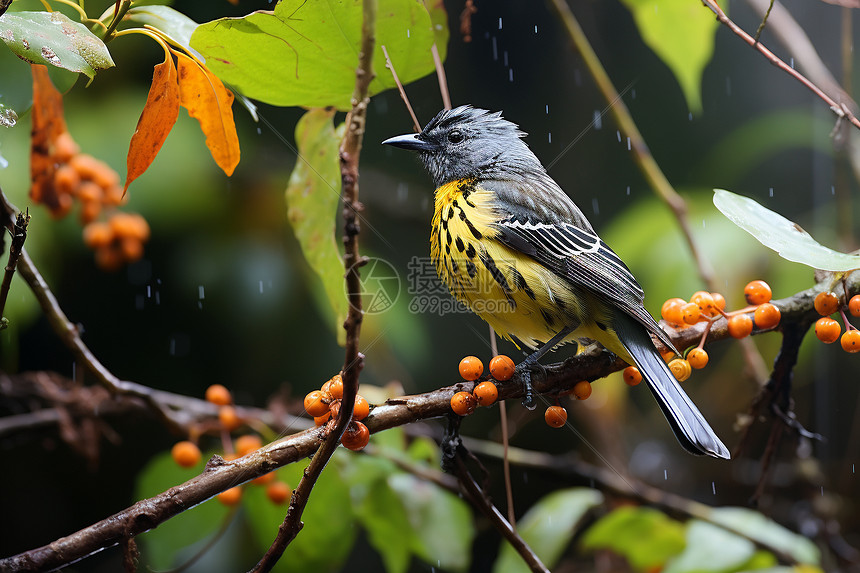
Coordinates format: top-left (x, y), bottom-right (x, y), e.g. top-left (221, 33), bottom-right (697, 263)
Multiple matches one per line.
top-left (1, 0), bottom-right (858, 571)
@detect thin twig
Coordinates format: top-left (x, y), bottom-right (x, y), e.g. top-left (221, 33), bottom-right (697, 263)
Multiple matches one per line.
top-left (453, 450), bottom-right (550, 573)
top-left (431, 43), bottom-right (451, 110)
top-left (753, 0), bottom-right (775, 44)
top-left (381, 44), bottom-right (421, 132)
top-left (0, 208), bottom-right (29, 324)
top-left (701, 0), bottom-right (860, 131)
top-left (547, 0), bottom-right (716, 290)
top-left (489, 325), bottom-right (517, 529)
top-left (251, 1), bottom-right (376, 570)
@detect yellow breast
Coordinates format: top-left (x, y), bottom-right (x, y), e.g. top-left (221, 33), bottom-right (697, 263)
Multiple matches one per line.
top-left (429, 179), bottom-right (595, 350)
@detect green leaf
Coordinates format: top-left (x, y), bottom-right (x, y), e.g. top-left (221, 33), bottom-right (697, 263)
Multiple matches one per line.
top-left (126, 5), bottom-right (202, 60)
top-left (581, 506), bottom-right (686, 570)
top-left (619, 0), bottom-right (716, 113)
top-left (389, 473), bottom-right (475, 572)
top-left (0, 11), bottom-right (114, 78)
top-left (355, 478), bottom-right (414, 573)
top-left (134, 451), bottom-right (231, 570)
top-left (244, 457), bottom-right (357, 573)
top-left (708, 507), bottom-right (821, 565)
top-left (714, 189), bottom-right (860, 272)
top-left (285, 109), bottom-right (347, 345)
top-left (494, 488), bottom-right (603, 573)
top-left (664, 520), bottom-right (755, 573)
top-left (190, 0), bottom-right (447, 109)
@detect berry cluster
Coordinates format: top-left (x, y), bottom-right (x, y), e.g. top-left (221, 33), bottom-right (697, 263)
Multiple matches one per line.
top-left (450, 355), bottom-right (593, 429)
top-left (813, 291), bottom-right (860, 352)
top-left (450, 355), bottom-right (512, 415)
top-left (170, 384), bottom-right (292, 506)
top-left (31, 129), bottom-right (150, 271)
top-left (304, 374), bottom-right (371, 451)
top-left (652, 280), bottom-right (783, 382)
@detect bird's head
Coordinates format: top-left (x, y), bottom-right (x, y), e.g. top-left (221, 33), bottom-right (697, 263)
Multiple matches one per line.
top-left (382, 105), bottom-right (539, 187)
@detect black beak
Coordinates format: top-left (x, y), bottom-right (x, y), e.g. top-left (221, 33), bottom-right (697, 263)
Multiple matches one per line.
top-left (382, 133), bottom-right (435, 152)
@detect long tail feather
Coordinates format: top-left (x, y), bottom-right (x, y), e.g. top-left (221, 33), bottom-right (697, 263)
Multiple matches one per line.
top-left (613, 313), bottom-right (730, 459)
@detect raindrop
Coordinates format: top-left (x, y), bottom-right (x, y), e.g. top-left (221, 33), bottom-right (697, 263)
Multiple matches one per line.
top-left (664, 469), bottom-right (668, 480)
top-left (712, 481), bottom-right (716, 495)
top-left (769, 187), bottom-right (774, 197)
top-left (257, 127), bottom-right (262, 135)
top-left (509, 69), bottom-right (513, 82)
top-left (198, 301), bottom-right (203, 310)
top-left (0, 152), bottom-right (7, 169)
top-left (832, 185), bottom-right (836, 195)
top-left (492, 37), bottom-right (498, 61)
top-left (397, 182), bottom-right (408, 201)
top-left (407, 29), bottom-right (410, 38)
top-left (592, 198), bottom-right (599, 215)
top-left (626, 186), bottom-right (630, 195)
top-left (821, 486), bottom-right (824, 496)
top-left (688, 112), bottom-right (693, 121)
top-left (198, 285), bottom-right (205, 300)
top-left (155, 291), bottom-right (161, 305)
top-left (72, 362), bottom-right (76, 381)
top-left (503, 51), bottom-right (508, 67)
top-left (626, 137), bottom-right (631, 151)
top-left (702, 219), bottom-right (706, 229)
top-left (631, 89), bottom-right (636, 99)
top-left (616, 131), bottom-right (622, 142)
top-left (534, 25), bottom-right (538, 33)
top-left (260, 280), bottom-right (264, 294)
top-left (498, 17), bottom-right (502, 30)
top-left (790, 58), bottom-right (795, 68)
top-left (548, 132), bottom-right (551, 143)
top-left (545, 104), bottom-right (549, 114)
top-left (592, 110), bottom-right (602, 130)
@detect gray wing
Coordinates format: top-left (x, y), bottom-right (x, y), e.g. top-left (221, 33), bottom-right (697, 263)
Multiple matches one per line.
top-left (494, 217), bottom-right (678, 353)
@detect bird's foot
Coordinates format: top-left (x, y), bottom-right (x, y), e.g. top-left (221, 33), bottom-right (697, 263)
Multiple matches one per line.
top-left (514, 360), bottom-right (547, 410)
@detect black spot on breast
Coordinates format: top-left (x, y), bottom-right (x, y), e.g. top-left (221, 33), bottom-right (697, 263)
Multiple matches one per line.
top-left (540, 309), bottom-right (555, 327)
top-left (480, 251), bottom-right (511, 293)
top-left (465, 243), bottom-right (476, 259)
top-left (455, 237), bottom-right (465, 252)
top-left (554, 293), bottom-right (566, 310)
top-left (446, 230), bottom-right (452, 245)
top-left (596, 321), bottom-right (608, 331)
top-left (459, 210), bottom-right (483, 240)
top-left (510, 267), bottom-right (536, 300)
top-left (466, 260), bottom-right (477, 279)
top-left (447, 206), bottom-right (455, 220)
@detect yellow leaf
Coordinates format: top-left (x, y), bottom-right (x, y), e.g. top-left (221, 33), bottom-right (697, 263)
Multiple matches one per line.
top-left (176, 52), bottom-right (240, 176)
top-left (125, 55), bottom-right (180, 193)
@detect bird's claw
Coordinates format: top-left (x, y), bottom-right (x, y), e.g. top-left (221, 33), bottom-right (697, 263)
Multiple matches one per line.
top-left (514, 361), bottom-right (547, 410)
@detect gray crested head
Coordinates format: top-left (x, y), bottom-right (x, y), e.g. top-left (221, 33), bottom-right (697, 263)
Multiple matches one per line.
top-left (382, 105), bottom-right (546, 187)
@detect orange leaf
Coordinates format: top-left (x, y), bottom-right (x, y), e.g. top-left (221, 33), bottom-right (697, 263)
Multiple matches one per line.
top-left (30, 64), bottom-right (69, 211)
top-left (176, 53), bottom-right (240, 176)
top-left (125, 55), bottom-right (180, 193)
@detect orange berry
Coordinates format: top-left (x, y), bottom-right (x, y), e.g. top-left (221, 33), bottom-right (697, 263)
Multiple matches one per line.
top-left (681, 302), bottom-right (701, 325)
top-left (205, 384), bottom-right (233, 406)
top-left (235, 434), bottom-right (263, 457)
top-left (352, 394), bottom-right (370, 421)
top-left (450, 391), bottom-right (477, 416)
top-left (171, 440), bottom-right (201, 468)
top-left (320, 380), bottom-right (331, 393)
top-left (218, 405), bottom-right (242, 431)
top-left (83, 222), bottom-right (114, 249)
top-left (661, 298), bottom-right (686, 321)
top-left (95, 245), bottom-right (123, 272)
top-left (661, 298), bottom-right (685, 325)
top-left (118, 236), bottom-right (144, 261)
top-left (103, 184), bottom-right (125, 206)
top-left (473, 381), bottom-right (499, 406)
top-left (849, 295), bottom-right (860, 317)
top-left (668, 359), bottom-right (692, 382)
top-left (53, 131), bottom-right (79, 162)
top-left (51, 192), bottom-right (74, 219)
top-left (303, 390), bottom-right (330, 417)
top-left (814, 292), bottom-right (840, 316)
top-left (754, 303), bottom-right (781, 330)
top-left (841, 330), bottom-right (860, 353)
top-left (328, 376), bottom-right (344, 400)
top-left (815, 317), bottom-right (841, 344)
top-left (690, 291), bottom-right (716, 315)
top-left (744, 280), bottom-right (772, 305)
top-left (54, 164), bottom-right (80, 194)
top-left (217, 486), bottom-right (242, 506)
top-left (687, 348), bottom-right (709, 369)
top-left (572, 380), bottom-right (592, 400)
top-left (489, 355), bottom-right (516, 381)
top-left (544, 405), bottom-right (567, 428)
top-left (266, 480), bottom-right (291, 504)
top-left (341, 421), bottom-right (370, 451)
top-left (727, 314), bottom-right (753, 339)
top-left (711, 292), bottom-right (727, 312)
top-left (76, 180), bottom-right (103, 203)
top-left (314, 411), bottom-right (331, 426)
top-left (79, 200), bottom-right (101, 224)
top-left (622, 366), bottom-right (642, 386)
top-left (458, 356), bottom-right (484, 381)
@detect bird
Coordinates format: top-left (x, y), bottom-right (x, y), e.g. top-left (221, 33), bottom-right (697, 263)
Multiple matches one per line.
top-left (382, 105), bottom-right (730, 459)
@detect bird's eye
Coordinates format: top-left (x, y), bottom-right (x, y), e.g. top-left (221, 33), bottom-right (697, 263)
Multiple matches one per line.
top-left (448, 129), bottom-right (464, 143)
